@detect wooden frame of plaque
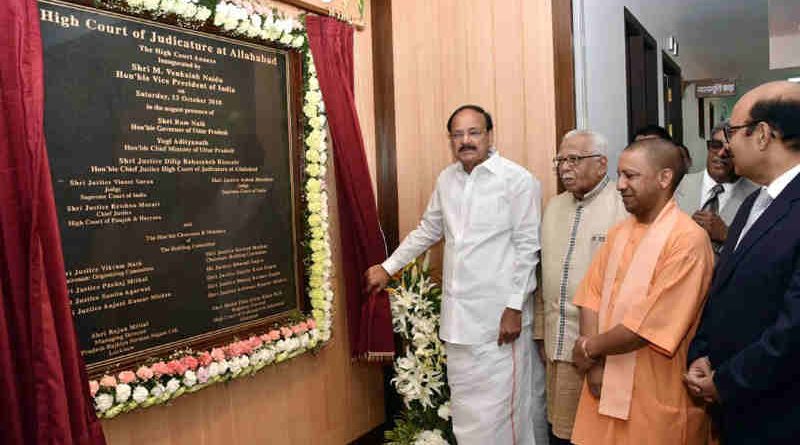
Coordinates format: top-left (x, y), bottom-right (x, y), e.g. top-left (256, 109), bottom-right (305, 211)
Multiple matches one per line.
top-left (40, 0), bottom-right (312, 377)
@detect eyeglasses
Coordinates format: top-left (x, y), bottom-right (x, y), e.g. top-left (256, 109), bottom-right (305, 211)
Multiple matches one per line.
top-left (449, 129), bottom-right (486, 141)
top-left (723, 121), bottom-right (764, 143)
top-left (706, 139), bottom-right (726, 152)
top-left (552, 154), bottom-right (602, 168)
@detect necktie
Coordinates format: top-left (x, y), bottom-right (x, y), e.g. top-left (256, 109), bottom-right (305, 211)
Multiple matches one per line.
top-left (735, 188), bottom-right (773, 251)
top-left (702, 184), bottom-right (725, 214)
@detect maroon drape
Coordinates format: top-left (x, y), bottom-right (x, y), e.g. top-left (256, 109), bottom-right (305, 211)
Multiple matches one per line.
top-left (0, 0), bottom-right (105, 443)
top-left (306, 16), bottom-right (394, 361)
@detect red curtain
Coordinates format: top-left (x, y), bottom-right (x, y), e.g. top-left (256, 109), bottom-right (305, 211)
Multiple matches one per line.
top-left (306, 16), bottom-right (394, 361)
top-left (0, 0), bottom-right (105, 443)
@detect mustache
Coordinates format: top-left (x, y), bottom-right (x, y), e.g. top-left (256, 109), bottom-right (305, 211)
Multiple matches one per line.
top-left (458, 144), bottom-right (477, 152)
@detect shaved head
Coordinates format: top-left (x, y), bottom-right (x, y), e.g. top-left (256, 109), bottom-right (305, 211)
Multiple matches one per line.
top-left (623, 138), bottom-right (687, 191)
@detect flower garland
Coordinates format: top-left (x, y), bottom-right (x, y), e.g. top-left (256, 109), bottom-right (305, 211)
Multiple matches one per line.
top-left (85, 0), bottom-right (334, 418)
top-left (385, 256), bottom-right (454, 445)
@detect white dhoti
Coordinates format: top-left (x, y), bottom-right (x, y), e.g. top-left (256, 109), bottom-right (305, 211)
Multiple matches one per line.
top-left (446, 326), bottom-right (538, 445)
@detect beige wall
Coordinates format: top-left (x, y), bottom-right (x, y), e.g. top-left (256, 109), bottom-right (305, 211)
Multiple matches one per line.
top-left (101, 0), bottom-right (562, 442)
top-left (391, 0), bottom-right (559, 243)
top-left (101, 1), bottom-right (385, 444)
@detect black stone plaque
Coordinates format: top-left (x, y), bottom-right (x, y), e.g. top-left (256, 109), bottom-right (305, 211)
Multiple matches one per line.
top-left (39, 0), bottom-right (304, 372)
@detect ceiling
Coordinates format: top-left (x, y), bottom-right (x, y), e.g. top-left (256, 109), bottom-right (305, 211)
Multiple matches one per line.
top-left (638, 0), bottom-right (772, 80)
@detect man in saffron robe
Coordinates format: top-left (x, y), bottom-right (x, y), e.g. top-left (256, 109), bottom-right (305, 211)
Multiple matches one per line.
top-left (569, 138), bottom-right (714, 444)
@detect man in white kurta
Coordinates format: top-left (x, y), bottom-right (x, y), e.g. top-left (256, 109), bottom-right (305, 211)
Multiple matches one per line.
top-left (365, 105), bottom-right (542, 444)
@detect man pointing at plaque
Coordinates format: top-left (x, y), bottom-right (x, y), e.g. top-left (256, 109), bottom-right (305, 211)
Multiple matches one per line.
top-left (365, 105), bottom-right (542, 444)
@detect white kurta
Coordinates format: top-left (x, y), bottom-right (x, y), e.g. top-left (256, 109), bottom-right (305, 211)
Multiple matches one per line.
top-left (382, 150), bottom-right (541, 344)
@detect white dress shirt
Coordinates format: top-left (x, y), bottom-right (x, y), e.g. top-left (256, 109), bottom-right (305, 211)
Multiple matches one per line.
top-left (735, 163), bottom-right (800, 249)
top-left (700, 169), bottom-right (738, 211)
top-left (382, 150), bottom-right (541, 345)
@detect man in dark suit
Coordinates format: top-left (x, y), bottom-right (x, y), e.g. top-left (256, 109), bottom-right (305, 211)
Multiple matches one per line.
top-left (675, 121), bottom-right (759, 253)
top-left (685, 80), bottom-right (800, 443)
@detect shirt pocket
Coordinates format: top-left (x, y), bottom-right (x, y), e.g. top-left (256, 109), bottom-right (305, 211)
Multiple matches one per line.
top-left (471, 195), bottom-right (511, 229)
top-left (589, 233), bottom-right (607, 257)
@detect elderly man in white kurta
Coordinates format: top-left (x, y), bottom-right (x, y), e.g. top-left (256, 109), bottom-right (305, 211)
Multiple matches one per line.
top-left (535, 130), bottom-right (627, 443)
top-left (365, 105), bottom-right (542, 444)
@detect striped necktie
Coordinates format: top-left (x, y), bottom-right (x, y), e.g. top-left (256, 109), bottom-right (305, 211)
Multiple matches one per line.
top-left (702, 184), bottom-right (725, 214)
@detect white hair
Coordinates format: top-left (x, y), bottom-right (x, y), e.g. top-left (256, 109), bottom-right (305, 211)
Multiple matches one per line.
top-left (561, 129), bottom-right (608, 157)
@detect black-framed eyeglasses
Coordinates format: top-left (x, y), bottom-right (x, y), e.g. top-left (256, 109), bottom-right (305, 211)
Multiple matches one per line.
top-left (552, 154), bottom-right (603, 168)
top-left (723, 121), bottom-right (764, 143)
top-left (449, 129), bottom-right (487, 141)
top-left (706, 139), bottom-right (726, 152)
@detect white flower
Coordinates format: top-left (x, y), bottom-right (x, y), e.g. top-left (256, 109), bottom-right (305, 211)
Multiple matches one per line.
top-left (165, 378), bottom-right (181, 394)
top-left (437, 402), bottom-right (451, 420)
top-left (183, 370), bottom-right (197, 387)
top-left (229, 359), bottom-right (241, 374)
top-left (279, 34), bottom-right (294, 45)
top-left (414, 429), bottom-right (448, 445)
top-left (195, 6), bottom-right (212, 21)
top-left (292, 35), bottom-right (305, 48)
top-left (239, 355), bottom-right (250, 368)
top-left (126, 0), bottom-right (145, 8)
top-left (95, 393), bottom-right (114, 412)
top-left (182, 3), bottom-right (198, 18)
top-left (132, 385), bottom-right (149, 403)
top-left (115, 383), bottom-right (132, 403)
top-left (208, 361), bottom-right (220, 377)
top-left (250, 14), bottom-right (262, 29)
top-left (150, 384), bottom-right (165, 398)
top-left (142, 0), bottom-right (160, 12)
top-left (160, 0), bottom-right (175, 13)
top-left (275, 18), bottom-right (294, 35)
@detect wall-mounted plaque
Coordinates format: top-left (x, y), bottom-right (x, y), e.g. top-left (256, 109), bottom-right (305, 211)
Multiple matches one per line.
top-left (39, 0), bottom-right (305, 375)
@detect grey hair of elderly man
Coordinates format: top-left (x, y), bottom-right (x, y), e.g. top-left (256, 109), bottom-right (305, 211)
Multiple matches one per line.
top-left (557, 129), bottom-right (609, 199)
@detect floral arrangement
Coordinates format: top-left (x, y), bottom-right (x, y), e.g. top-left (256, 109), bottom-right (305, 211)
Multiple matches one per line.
top-left (90, 317), bottom-right (319, 418)
top-left (84, 0), bottom-right (334, 418)
top-left (385, 256), bottom-right (454, 445)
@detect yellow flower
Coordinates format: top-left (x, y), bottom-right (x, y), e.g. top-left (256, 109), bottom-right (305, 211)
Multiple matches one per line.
top-left (308, 214), bottom-right (322, 227)
top-left (305, 178), bottom-right (321, 193)
top-left (310, 239), bottom-right (325, 252)
top-left (307, 191), bottom-right (321, 203)
top-left (303, 104), bottom-right (317, 118)
top-left (310, 227), bottom-right (324, 240)
top-left (305, 164), bottom-right (320, 177)
top-left (305, 149), bottom-right (320, 163)
top-left (310, 288), bottom-right (324, 300)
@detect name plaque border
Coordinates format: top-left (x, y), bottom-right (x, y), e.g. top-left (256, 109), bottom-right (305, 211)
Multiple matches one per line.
top-left (40, 0), bottom-right (313, 378)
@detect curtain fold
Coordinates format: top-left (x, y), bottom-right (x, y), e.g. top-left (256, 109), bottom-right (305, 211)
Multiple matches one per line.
top-left (0, 0), bottom-right (106, 443)
top-left (306, 15), bottom-right (394, 361)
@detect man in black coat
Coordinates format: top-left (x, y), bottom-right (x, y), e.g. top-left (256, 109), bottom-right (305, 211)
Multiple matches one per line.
top-left (686, 80), bottom-right (800, 444)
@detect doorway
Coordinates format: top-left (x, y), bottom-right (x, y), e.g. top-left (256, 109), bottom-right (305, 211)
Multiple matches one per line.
top-left (624, 8), bottom-right (659, 142)
top-left (662, 52), bottom-right (683, 144)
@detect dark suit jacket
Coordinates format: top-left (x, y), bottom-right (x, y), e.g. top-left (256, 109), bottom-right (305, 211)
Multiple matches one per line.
top-left (688, 172), bottom-right (800, 444)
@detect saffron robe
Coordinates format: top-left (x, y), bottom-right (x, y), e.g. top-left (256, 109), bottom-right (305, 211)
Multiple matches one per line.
top-left (571, 200), bottom-right (714, 445)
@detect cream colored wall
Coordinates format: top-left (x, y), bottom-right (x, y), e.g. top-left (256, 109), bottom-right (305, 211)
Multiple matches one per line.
top-left (391, 0), bottom-right (559, 243)
top-left (100, 2), bottom-right (385, 444)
